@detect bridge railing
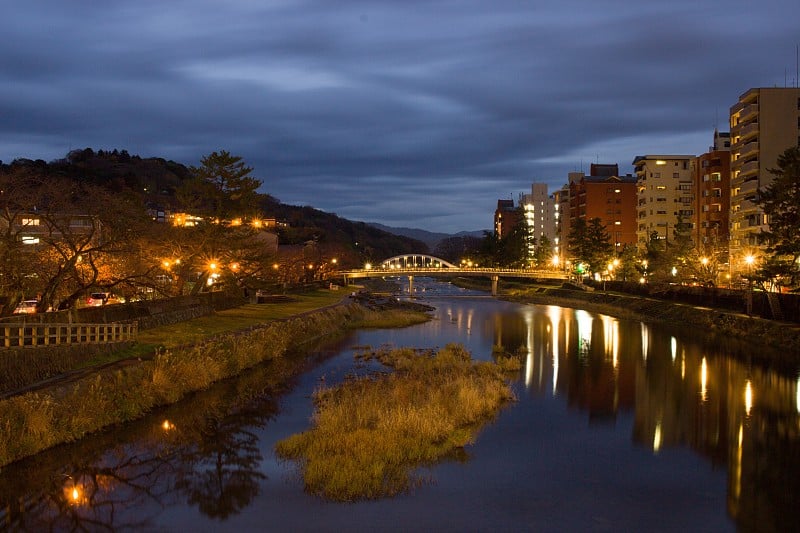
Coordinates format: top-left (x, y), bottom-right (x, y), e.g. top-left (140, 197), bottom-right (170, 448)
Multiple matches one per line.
top-left (342, 267), bottom-right (568, 275)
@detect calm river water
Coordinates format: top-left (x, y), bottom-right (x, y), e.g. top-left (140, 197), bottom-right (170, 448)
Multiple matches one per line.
top-left (1, 279), bottom-right (799, 532)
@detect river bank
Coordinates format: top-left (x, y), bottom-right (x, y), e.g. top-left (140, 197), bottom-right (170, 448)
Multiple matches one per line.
top-left (450, 277), bottom-right (800, 369)
top-left (0, 295), bottom-right (432, 468)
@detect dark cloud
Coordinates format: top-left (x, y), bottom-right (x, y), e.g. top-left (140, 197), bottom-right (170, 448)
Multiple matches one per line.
top-left (2, 0), bottom-right (798, 232)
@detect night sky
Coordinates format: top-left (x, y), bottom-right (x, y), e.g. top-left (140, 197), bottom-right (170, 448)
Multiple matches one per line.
top-left (2, 0), bottom-right (798, 233)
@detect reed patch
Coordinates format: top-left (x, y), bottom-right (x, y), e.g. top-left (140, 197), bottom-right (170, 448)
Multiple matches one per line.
top-left (275, 343), bottom-right (515, 501)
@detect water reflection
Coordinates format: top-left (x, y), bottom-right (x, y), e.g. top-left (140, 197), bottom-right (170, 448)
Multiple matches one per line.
top-left (0, 357), bottom-right (298, 530)
top-left (0, 287), bottom-right (798, 531)
top-left (454, 293), bottom-right (799, 530)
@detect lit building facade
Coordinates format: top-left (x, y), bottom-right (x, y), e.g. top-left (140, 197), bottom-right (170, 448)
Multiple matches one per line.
top-left (729, 87), bottom-right (800, 257)
top-left (520, 183), bottom-right (556, 259)
top-left (633, 155), bottom-right (695, 247)
top-left (568, 164), bottom-right (638, 251)
top-left (693, 130), bottom-right (731, 251)
top-left (552, 184), bottom-right (570, 262)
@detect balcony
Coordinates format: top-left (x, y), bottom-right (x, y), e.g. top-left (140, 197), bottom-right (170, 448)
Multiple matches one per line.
top-left (737, 160), bottom-right (759, 178)
top-left (736, 141), bottom-right (759, 160)
top-left (735, 122), bottom-right (759, 142)
top-left (739, 104), bottom-right (758, 122)
top-left (738, 178), bottom-right (758, 195)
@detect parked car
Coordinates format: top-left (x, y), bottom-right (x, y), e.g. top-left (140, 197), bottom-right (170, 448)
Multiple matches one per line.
top-left (13, 300), bottom-right (39, 314)
top-left (85, 292), bottom-right (124, 306)
top-left (86, 292), bottom-right (111, 306)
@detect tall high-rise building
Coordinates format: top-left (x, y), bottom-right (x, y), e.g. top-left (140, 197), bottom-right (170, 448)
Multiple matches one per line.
top-left (633, 155), bottom-right (695, 247)
top-left (552, 184), bottom-right (570, 262)
top-left (729, 87), bottom-right (800, 257)
top-left (520, 183), bottom-right (556, 260)
top-left (694, 130), bottom-right (731, 251)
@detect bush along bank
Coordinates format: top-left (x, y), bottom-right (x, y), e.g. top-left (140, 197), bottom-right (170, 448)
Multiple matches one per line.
top-left (501, 286), bottom-right (800, 367)
top-left (0, 298), bottom-right (431, 468)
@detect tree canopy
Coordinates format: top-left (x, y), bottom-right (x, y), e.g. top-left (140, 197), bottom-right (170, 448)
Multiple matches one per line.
top-left (755, 146), bottom-right (800, 288)
top-left (567, 217), bottom-right (613, 275)
top-left (184, 151), bottom-right (263, 219)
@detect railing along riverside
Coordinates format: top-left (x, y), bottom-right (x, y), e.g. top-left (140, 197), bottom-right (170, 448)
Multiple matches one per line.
top-left (1, 322), bottom-right (138, 349)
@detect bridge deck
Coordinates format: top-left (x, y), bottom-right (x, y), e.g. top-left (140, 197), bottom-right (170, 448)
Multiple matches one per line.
top-left (339, 267), bottom-right (568, 280)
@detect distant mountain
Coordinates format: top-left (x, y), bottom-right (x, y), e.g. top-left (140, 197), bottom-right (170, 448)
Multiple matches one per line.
top-left (368, 223), bottom-right (487, 251)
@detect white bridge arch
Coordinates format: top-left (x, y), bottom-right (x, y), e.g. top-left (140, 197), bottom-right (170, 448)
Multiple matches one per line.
top-left (380, 254), bottom-right (457, 269)
top-left (338, 253), bottom-right (569, 296)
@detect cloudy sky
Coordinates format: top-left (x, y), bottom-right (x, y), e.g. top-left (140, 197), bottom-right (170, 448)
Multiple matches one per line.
top-left (2, 1), bottom-right (798, 233)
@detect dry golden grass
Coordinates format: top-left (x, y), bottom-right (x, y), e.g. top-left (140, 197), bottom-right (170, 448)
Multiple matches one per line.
top-left (275, 343), bottom-right (515, 501)
top-left (0, 301), bottom-right (425, 467)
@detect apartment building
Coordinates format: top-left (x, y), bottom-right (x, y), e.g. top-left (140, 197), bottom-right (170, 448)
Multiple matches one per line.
top-left (552, 184), bottom-right (570, 261)
top-left (569, 164), bottom-right (638, 250)
top-left (494, 199), bottom-right (519, 239)
top-left (520, 183), bottom-right (556, 258)
top-left (694, 130), bottom-right (731, 250)
top-left (729, 87), bottom-right (800, 257)
top-left (633, 155), bottom-right (695, 247)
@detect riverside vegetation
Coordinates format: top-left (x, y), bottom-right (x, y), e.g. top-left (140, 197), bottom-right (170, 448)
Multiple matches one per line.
top-left (275, 343), bottom-right (517, 502)
top-left (0, 294), bottom-right (431, 468)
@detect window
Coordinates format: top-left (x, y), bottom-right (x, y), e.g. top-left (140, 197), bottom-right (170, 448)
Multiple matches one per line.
top-left (711, 172), bottom-right (721, 181)
top-left (679, 183), bottom-right (692, 190)
top-left (656, 185), bottom-right (666, 190)
top-left (673, 172), bottom-right (680, 178)
top-left (654, 172), bottom-right (661, 178)
top-left (21, 217), bottom-right (40, 226)
top-left (21, 236), bottom-right (39, 245)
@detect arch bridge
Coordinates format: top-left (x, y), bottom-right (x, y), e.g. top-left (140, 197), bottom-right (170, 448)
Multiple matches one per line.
top-left (339, 254), bottom-right (569, 296)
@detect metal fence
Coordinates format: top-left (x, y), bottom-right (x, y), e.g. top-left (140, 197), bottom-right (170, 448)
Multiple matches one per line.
top-left (1, 322), bottom-right (138, 348)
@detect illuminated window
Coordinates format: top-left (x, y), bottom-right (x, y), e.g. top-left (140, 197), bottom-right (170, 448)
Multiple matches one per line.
top-left (21, 236), bottom-right (39, 245)
top-left (21, 218), bottom-right (40, 226)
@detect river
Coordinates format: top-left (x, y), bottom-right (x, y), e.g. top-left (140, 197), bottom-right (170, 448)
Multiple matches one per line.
top-left (1, 279), bottom-right (798, 532)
